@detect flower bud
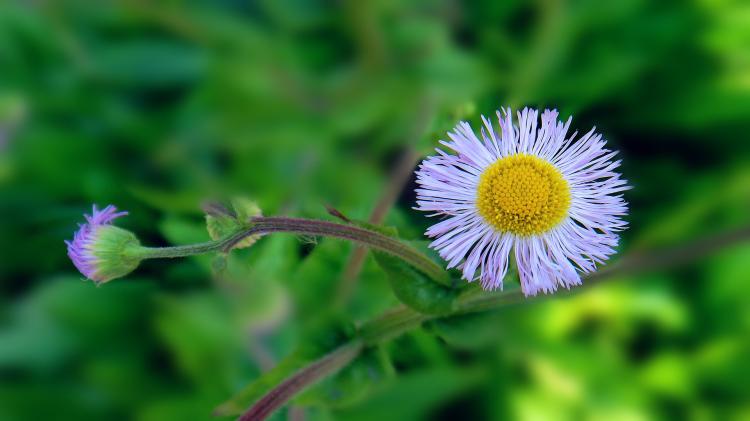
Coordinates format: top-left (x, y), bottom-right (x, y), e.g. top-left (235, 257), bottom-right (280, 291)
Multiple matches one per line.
top-left (65, 205), bottom-right (144, 284)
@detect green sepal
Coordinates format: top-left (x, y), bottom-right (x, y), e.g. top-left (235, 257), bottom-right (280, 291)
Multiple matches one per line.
top-left (92, 225), bottom-right (144, 283)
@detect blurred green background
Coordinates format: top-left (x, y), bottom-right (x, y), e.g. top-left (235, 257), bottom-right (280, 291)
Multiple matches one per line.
top-left (1, 0), bottom-right (750, 420)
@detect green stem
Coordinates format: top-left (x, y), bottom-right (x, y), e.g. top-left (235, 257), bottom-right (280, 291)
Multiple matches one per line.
top-left (136, 216), bottom-right (450, 286)
top-left (242, 217), bottom-right (450, 285)
top-left (134, 231), bottom-right (249, 259)
top-left (138, 240), bottom-right (224, 259)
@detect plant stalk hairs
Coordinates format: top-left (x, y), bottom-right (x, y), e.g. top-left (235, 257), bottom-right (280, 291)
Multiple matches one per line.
top-left (63, 108), bottom-right (747, 421)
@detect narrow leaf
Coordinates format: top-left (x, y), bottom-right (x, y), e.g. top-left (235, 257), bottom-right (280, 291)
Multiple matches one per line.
top-left (214, 316), bottom-right (353, 416)
top-left (238, 341), bottom-right (363, 421)
top-left (373, 251), bottom-right (459, 315)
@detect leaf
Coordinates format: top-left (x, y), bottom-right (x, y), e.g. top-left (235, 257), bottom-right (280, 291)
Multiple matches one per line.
top-left (295, 345), bottom-right (394, 408)
top-left (153, 293), bottom-right (244, 396)
top-left (428, 312), bottom-right (508, 350)
top-left (93, 40), bottom-right (206, 88)
top-left (237, 341), bottom-right (363, 421)
top-left (349, 220), bottom-right (459, 314)
top-left (0, 276), bottom-right (153, 373)
top-left (330, 366), bottom-right (485, 421)
top-left (373, 251), bottom-right (459, 315)
top-left (215, 341), bottom-right (363, 419)
top-left (213, 347), bottom-right (317, 417)
top-left (214, 315), bottom-right (354, 417)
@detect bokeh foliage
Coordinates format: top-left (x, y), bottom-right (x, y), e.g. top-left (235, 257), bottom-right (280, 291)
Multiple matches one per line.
top-left (1, 0), bottom-right (749, 420)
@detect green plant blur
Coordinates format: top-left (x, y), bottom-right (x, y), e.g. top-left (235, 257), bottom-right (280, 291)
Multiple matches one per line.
top-left (1, 0), bottom-right (749, 420)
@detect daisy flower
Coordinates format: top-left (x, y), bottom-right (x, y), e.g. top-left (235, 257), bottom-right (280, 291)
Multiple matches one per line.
top-left (415, 107), bottom-right (629, 296)
top-left (66, 204), bottom-right (143, 284)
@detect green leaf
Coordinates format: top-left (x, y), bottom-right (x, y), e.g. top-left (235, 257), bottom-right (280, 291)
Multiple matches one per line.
top-left (214, 315), bottom-right (354, 416)
top-left (153, 293), bottom-right (244, 396)
top-left (330, 366), bottom-right (485, 421)
top-left (94, 41), bottom-right (206, 88)
top-left (372, 251), bottom-right (459, 316)
top-left (428, 312), bottom-right (507, 350)
top-left (296, 346), bottom-right (394, 408)
top-left (213, 347), bottom-right (317, 417)
top-left (348, 219), bottom-right (459, 314)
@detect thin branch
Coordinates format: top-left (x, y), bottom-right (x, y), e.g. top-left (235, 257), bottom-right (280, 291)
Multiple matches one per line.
top-left (238, 341), bottom-right (363, 421)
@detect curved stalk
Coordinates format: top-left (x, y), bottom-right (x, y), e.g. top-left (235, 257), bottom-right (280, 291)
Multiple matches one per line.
top-left (239, 341), bottom-right (364, 421)
top-left (137, 216), bottom-right (450, 286)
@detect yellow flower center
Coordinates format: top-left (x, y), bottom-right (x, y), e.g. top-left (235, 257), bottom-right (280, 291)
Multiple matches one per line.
top-left (476, 154), bottom-right (570, 236)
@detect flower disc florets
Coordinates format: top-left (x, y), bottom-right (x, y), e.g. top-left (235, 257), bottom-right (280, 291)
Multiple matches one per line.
top-left (476, 153), bottom-right (570, 236)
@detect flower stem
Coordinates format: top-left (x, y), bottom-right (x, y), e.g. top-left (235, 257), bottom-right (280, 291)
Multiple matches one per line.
top-left (136, 216), bottom-right (451, 286)
top-left (241, 217), bottom-right (450, 285)
top-left (134, 231), bottom-right (249, 259)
